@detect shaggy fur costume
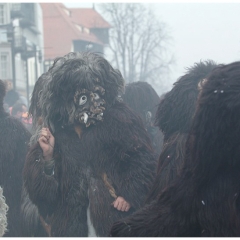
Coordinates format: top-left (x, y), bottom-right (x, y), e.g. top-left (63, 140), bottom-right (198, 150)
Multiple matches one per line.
top-left (0, 187), bottom-right (8, 236)
top-left (23, 52), bottom-right (156, 237)
top-left (28, 72), bottom-right (49, 133)
top-left (122, 81), bottom-right (163, 155)
top-left (0, 79), bottom-right (31, 236)
top-left (20, 71), bottom-right (55, 237)
top-left (29, 60), bottom-right (62, 133)
top-left (146, 60), bottom-right (218, 203)
top-left (110, 61), bottom-right (240, 237)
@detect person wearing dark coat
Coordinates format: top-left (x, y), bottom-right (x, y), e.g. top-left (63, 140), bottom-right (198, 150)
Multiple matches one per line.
top-left (110, 61), bottom-right (240, 237)
top-left (122, 81), bottom-right (163, 156)
top-left (0, 79), bottom-right (30, 236)
top-left (3, 80), bottom-right (19, 108)
top-left (23, 52), bottom-right (157, 237)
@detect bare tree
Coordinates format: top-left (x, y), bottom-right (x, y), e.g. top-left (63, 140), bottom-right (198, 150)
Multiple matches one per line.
top-left (98, 3), bottom-right (174, 91)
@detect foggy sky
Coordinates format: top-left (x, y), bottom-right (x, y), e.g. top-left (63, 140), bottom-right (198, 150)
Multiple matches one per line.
top-left (64, 1), bottom-right (240, 91)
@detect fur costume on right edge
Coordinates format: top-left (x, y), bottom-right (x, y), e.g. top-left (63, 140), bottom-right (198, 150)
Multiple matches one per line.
top-left (146, 60), bottom-right (218, 203)
top-left (110, 61), bottom-right (240, 237)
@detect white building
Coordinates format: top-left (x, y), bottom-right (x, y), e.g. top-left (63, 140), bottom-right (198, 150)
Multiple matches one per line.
top-left (0, 3), bottom-right (44, 104)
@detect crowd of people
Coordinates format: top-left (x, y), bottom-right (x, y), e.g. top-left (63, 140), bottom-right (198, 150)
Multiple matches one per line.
top-left (3, 80), bottom-right (32, 133)
top-left (0, 51), bottom-right (240, 237)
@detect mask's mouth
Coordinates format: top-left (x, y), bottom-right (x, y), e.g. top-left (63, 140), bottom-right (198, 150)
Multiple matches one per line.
top-left (81, 112), bottom-right (104, 123)
top-left (79, 108), bottom-right (105, 127)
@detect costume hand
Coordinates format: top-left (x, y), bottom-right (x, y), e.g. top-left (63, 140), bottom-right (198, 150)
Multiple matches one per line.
top-left (112, 196), bottom-right (131, 212)
top-left (38, 127), bottom-right (55, 161)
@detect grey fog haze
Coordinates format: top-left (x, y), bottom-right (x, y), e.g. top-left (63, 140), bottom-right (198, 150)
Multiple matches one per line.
top-left (64, 1), bottom-right (240, 92)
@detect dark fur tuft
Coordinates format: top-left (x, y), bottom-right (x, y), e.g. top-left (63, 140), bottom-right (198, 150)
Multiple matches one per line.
top-left (29, 72), bottom-right (50, 130)
top-left (156, 60), bottom-right (218, 139)
top-left (123, 81), bottom-right (159, 126)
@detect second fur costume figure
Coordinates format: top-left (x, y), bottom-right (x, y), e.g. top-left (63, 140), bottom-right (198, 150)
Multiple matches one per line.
top-left (110, 61), bottom-right (240, 237)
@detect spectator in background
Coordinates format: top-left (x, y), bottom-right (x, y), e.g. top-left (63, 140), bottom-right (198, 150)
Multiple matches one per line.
top-left (122, 81), bottom-right (163, 156)
top-left (3, 80), bottom-right (20, 108)
top-left (19, 95), bottom-right (28, 106)
top-left (11, 101), bottom-right (27, 118)
top-left (12, 100), bottom-right (32, 132)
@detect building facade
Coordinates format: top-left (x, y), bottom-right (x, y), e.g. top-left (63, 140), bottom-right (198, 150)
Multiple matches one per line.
top-left (0, 3), bottom-right (44, 104)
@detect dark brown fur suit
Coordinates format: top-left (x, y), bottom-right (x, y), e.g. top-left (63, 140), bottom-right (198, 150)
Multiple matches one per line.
top-left (0, 79), bottom-right (31, 236)
top-left (23, 52), bottom-right (156, 237)
top-left (146, 60), bottom-right (218, 203)
top-left (110, 61), bottom-right (240, 237)
top-left (122, 81), bottom-right (163, 156)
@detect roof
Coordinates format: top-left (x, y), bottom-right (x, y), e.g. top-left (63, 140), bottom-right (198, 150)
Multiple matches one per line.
top-left (40, 3), bottom-right (110, 60)
top-left (69, 8), bottom-right (111, 29)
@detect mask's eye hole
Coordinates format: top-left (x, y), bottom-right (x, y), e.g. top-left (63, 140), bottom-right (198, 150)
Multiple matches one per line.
top-left (93, 93), bottom-right (100, 100)
top-left (79, 95), bottom-right (87, 105)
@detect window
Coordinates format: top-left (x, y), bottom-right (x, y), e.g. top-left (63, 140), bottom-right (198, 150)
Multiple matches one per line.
top-left (0, 53), bottom-right (9, 79)
top-left (0, 29), bottom-right (7, 42)
top-left (22, 3), bottom-right (35, 25)
top-left (0, 4), bottom-right (5, 25)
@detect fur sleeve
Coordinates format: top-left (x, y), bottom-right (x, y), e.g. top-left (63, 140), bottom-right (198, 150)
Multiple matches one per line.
top-left (155, 86), bottom-right (197, 139)
top-left (110, 181), bottom-right (200, 237)
top-left (20, 186), bottom-right (47, 237)
top-left (112, 147), bottom-right (156, 210)
top-left (23, 142), bottom-right (59, 216)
